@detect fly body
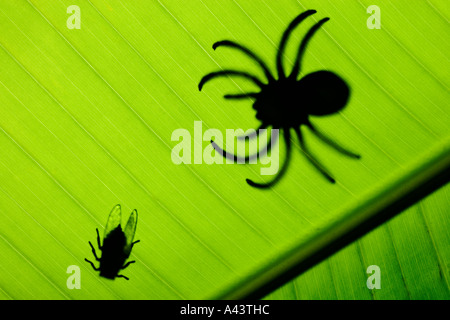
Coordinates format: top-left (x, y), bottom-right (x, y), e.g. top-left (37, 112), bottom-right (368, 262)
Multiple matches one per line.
top-left (85, 204), bottom-right (140, 280)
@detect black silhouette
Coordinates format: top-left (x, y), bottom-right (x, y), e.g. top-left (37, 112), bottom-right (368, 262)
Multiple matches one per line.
top-left (199, 10), bottom-right (360, 188)
top-left (85, 204), bottom-right (140, 280)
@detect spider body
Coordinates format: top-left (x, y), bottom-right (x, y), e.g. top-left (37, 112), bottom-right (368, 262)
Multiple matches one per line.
top-left (85, 204), bottom-right (140, 280)
top-left (199, 10), bottom-right (360, 188)
top-left (253, 71), bottom-right (349, 127)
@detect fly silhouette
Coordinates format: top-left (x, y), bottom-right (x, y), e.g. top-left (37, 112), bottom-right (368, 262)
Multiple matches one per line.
top-left (85, 204), bottom-right (140, 280)
top-left (199, 10), bottom-right (360, 188)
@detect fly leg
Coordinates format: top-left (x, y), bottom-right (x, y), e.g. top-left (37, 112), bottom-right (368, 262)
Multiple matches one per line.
top-left (96, 228), bottom-right (102, 250)
top-left (117, 261), bottom-right (136, 280)
top-left (116, 274), bottom-right (129, 280)
top-left (131, 240), bottom-right (140, 249)
top-left (121, 261), bottom-right (136, 270)
top-left (84, 258), bottom-right (99, 271)
top-left (88, 241), bottom-right (100, 261)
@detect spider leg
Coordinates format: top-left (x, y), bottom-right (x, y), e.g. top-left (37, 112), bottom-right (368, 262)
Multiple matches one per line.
top-left (213, 40), bottom-right (275, 82)
top-left (276, 10), bottom-right (317, 79)
top-left (289, 17), bottom-right (330, 80)
top-left (246, 129), bottom-right (291, 188)
top-left (121, 260), bottom-right (136, 270)
top-left (211, 129), bottom-right (276, 163)
top-left (84, 258), bottom-right (99, 271)
top-left (88, 241), bottom-right (100, 261)
top-left (295, 127), bottom-right (335, 183)
top-left (224, 93), bottom-right (258, 100)
top-left (116, 274), bottom-right (129, 280)
top-left (306, 122), bottom-right (360, 159)
top-left (237, 123), bottom-right (268, 141)
top-left (198, 70), bottom-right (264, 91)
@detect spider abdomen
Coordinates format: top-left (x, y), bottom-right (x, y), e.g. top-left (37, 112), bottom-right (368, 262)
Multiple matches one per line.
top-left (298, 71), bottom-right (350, 116)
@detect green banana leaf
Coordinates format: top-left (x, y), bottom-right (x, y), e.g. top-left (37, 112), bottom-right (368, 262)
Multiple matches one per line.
top-left (0, 0), bottom-right (448, 299)
top-left (266, 183), bottom-right (449, 300)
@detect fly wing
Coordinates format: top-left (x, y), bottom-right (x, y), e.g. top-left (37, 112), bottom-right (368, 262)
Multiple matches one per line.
top-left (104, 204), bottom-right (122, 238)
top-left (123, 209), bottom-right (138, 255)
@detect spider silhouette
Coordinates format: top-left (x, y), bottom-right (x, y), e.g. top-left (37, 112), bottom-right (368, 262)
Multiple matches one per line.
top-left (198, 10), bottom-right (360, 188)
